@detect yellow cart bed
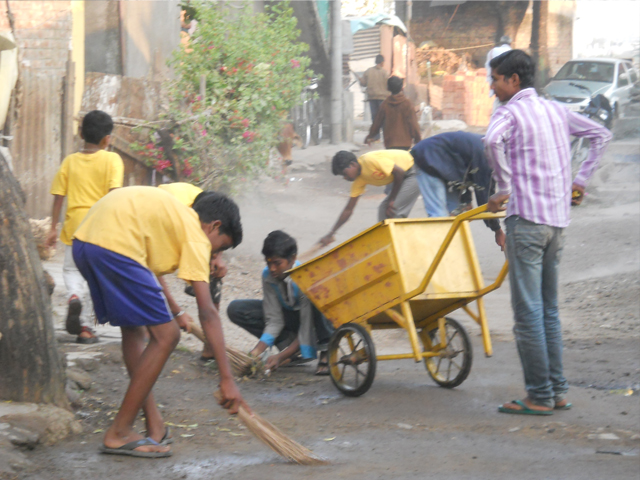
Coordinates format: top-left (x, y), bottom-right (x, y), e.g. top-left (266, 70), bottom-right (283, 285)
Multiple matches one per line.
top-left (289, 205), bottom-right (509, 396)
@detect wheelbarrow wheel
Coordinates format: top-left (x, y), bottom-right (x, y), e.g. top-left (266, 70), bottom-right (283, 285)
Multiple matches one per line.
top-left (421, 317), bottom-right (472, 388)
top-left (328, 323), bottom-right (376, 397)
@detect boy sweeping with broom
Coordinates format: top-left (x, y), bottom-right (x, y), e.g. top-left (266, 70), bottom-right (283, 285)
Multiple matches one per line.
top-left (228, 230), bottom-right (334, 376)
top-left (72, 186), bottom-right (247, 458)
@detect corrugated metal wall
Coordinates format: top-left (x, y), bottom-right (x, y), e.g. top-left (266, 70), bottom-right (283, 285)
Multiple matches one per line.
top-left (350, 26), bottom-right (381, 61)
top-left (11, 70), bottom-right (65, 218)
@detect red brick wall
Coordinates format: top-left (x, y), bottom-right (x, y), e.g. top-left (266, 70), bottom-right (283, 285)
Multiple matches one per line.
top-left (442, 70), bottom-right (493, 127)
top-left (1, 1), bottom-right (72, 72)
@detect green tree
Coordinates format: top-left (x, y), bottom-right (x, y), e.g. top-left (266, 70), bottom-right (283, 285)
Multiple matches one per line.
top-left (133, 1), bottom-right (314, 191)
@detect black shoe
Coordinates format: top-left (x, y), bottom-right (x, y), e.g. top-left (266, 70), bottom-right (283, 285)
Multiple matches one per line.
top-left (66, 297), bottom-right (82, 335)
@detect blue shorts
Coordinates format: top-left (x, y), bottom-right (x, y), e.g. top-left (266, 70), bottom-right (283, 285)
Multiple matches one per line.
top-left (72, 240), bottom-right (173, 328)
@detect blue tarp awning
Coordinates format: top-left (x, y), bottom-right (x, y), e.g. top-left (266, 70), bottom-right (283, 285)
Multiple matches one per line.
top-left (345, 13), bottom-right (407, 36)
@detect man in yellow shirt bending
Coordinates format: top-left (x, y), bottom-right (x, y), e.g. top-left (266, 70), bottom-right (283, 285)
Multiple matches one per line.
top-left (72, 186), bottom-right (247, 457)
top-left (319, 150), bottom-right (420, 246)
top-left (46, 110), bottom-right (124, 344)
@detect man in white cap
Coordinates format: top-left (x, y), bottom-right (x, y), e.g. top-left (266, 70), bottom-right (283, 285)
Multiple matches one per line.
top-left (485, 35), bottom-right (512, 111)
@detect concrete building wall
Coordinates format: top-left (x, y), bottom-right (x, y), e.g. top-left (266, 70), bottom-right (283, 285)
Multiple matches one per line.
top-left (84, 0), bottom-right (181, 79)
top-left (120, 0), bottom-right (181, 79)
top-left (84, 0), bottom-right (121, 75)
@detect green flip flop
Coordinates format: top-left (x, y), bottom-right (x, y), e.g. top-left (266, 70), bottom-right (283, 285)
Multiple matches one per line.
top-left (554, 402), bottom-right (572, 410)
top-left (498, 399), bottom-right (554, 416)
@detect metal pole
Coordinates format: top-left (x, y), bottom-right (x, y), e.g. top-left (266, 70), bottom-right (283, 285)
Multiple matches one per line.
top-left (330, 0), bottom-right (342, 144)
top-left (405, 0), bottom-right (412, 85)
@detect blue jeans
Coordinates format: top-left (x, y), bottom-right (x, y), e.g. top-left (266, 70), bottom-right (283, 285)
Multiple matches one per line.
top-left (415, 169), bottom-right (460, 217)
top-left (505, 216), bottom-right (568, 407)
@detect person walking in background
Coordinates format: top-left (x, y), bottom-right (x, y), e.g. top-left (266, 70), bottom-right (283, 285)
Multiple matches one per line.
top-left (45, 110), bottom-right (124, 344)
top-left (485, 50), bottom-right (611, 415)
top-left (358, 54), bottom-right (389, 142)
top-left (485, 35), bottom-right (512, 112)
top-left (364, 76), bottom-right (421, 150)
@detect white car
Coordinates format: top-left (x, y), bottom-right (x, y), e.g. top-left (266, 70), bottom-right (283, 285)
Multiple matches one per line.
top-left (544, 58), bottom-right (638, 122)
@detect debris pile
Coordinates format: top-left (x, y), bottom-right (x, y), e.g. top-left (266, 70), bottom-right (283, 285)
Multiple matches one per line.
top-left (416, 46), bottom-right (464, 76)
top-left (29, 217), bottom-right (54, 260)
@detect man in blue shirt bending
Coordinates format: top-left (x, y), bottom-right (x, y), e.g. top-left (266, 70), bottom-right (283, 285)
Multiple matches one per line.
top-left (411, 131), bottom-right (504, 246)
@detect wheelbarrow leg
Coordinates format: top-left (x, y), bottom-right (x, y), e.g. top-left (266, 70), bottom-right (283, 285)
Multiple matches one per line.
top-left (384, 302), bottom-right (423, 362)
top-left (400, 301), bottom-right (423, 363)
top-left (476, 297), bottom-right (493, 357)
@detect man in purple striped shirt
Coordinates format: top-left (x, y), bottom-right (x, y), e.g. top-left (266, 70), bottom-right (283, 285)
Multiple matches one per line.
top-left (484, 50), bottom-right (612, 415)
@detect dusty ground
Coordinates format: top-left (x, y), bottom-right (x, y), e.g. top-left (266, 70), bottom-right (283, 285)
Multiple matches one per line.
top-left (4, 121), bottom-right (640, 479)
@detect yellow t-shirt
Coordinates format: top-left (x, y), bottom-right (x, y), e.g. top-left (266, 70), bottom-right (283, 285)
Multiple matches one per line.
top-left (350, 150), bottom-right (414, 197)
top-left (158, 182), bottom-right (203, 207)
top-left (73, 186), bottom-right (211, 282)
top-left (50, 150), bottom-right (124, 245)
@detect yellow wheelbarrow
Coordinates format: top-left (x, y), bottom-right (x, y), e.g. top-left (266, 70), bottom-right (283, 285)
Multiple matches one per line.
top-left (289, 205), bottom-right (509, 397)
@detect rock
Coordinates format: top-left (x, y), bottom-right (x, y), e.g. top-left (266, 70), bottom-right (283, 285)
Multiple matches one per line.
top-left (66, 368), bottom-right (93, 391)
top-left (0, 447), bottom-right (31, 475)
top-left (509, 427), bottom-right (521, 433)
top-left (588, 433), bottom-right (620, 440)
top-left (65, 381), bottom-right (81, 406)
top-left (1, 404), bottom-right (81, 446)
top-left (74, 356), bottom-right (99, 372)
top-left (432, 119), bottom-right (468, 132)
top-left (397, 423), bottom-right (413, 430)
top-left (6, 425), bottom-right (40, 449)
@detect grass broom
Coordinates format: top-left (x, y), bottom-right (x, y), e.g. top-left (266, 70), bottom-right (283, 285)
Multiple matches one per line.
top-left (213, 390), bottom-right (328, 465)
top-left (188, 322), bottom-right (327, 465)
top-left (188, 322), bottom-right (258, 376)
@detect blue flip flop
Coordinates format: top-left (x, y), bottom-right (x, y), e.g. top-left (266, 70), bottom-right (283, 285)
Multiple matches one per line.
top-left (99, 437), bottom-right (172, 458)
top-left (498, 399), bottom-right (554, 416)
top-left (160, 426), bottom-right (174, 445)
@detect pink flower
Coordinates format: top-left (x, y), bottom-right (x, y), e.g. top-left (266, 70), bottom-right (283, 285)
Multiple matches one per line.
top-left (201, 129), bottom-right (207, 136)
top-left (242, 118), bottom-right (250, 128)
top-left (242, 131), bottom-right (255, 143)
top-left (183, 167), bottom-right (193, 177)
top-left (196, 95), bottom-right (202, 101)
top-left (290, 59), bottom-right (300, 68)
top-left (145, 143), bottom-right (154, 150)
top-left (155, 160), bottom-right (172, 172)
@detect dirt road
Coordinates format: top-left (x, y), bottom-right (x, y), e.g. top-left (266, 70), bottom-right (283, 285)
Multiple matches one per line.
top-left (11, 127), bottom-right (640, 479)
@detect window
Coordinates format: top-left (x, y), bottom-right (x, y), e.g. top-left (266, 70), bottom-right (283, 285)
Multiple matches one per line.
top-left (554, 62), bottom-right (614, 83)
top-left (625, 63), bottom-right (638, 84)
top-left (617, 64), bottom-right (628, 87)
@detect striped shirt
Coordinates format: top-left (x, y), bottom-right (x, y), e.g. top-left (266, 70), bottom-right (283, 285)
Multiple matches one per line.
top-left (484, 88), bottom-right (612, 228)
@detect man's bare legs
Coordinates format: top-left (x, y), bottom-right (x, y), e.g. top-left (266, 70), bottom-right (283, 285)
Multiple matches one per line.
top-left (103, 321), bottom-right (180, 453)
top-left (120, 326), bottom-right (169, 443)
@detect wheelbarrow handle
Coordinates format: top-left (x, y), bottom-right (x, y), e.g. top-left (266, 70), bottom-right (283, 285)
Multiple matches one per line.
top-left (454, 203), bottom-right (506, 222)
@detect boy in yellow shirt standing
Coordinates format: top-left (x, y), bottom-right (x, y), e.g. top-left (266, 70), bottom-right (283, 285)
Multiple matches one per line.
top-left (319, 150), bottom-right (419, 246)
top-left (72, 187), bottom-right (247, 457)
top-left (45, 110), bottom-right (124, 344)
